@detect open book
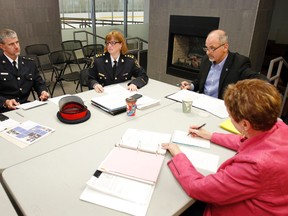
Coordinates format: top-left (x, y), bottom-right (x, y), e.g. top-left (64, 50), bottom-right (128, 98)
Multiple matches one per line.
top-left (166, 90), bottom-right (228, 118)
top-left (80, 128), bottom-right (171, 216)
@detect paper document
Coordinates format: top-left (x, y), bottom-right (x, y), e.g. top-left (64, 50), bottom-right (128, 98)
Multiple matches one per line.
top-left (0, 117), bottom-right (19, 132)
top-left (172, 130), bottom-right (210, 149)
top-left (48, 94), bottom-right (72, 105)
top-left (136, 96), bottom-right (160, 110)
top-left (16, 100), bottom-right (47, 110)
top-left (180, 146), bottom-right (219, 173)
top-left (86, 174), bottom-right (153, 204)
top-left (166, 90), bottom-right (228, 118)
top-left (1, 120), bottom-right (55, 148)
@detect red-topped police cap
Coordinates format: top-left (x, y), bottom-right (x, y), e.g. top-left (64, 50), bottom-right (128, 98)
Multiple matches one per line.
top-left (57, 95), bottom-right (91, 124)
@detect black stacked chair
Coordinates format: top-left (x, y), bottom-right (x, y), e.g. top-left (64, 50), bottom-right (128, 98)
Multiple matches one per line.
top-left (49, 50), bottom-right (80, 97)
top-left (61, 40), bottom-right (91, 70)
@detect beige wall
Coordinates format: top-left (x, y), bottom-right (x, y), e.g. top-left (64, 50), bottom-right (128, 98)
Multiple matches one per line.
top-left (0, 0), bottom-right (62, 54)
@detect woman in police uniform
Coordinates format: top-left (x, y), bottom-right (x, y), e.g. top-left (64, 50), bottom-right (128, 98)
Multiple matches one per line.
top-left (88, 30), bottom-right (148, 93)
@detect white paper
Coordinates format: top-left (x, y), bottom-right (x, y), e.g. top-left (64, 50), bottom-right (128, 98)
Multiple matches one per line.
top-left (136, 96), bottom-right (160, 110)
top-left (0, 118), bottom-right (19, 132)
top-left (180, 146), bottom-right (219, 173)
top-left (172, 130), bottom-right (210, 149)
top-left (48, 94), bottom-right (72, 105)
top-left (166, 90), bottom-right (228, 118)
top-left (16, 100), bottom-right (47, 110)
top-left (86, 174), bottom-right (153, 204)
top-left (1, 120), bottom-right (55, 147)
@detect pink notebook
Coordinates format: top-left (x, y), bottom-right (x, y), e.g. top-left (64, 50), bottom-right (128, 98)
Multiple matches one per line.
top-left (99, 147), bottom-right (165, 183)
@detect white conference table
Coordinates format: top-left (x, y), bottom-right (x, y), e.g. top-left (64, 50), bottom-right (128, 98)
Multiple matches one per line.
top-left (2, 102), bottom-right (236, 216)
top-left (0, 79), bottom-right (178, 173)
top-left (0, 183), bottom-right (17, 216)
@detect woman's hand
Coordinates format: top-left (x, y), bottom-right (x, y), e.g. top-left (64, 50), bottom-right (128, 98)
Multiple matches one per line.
top-left (188, 125), bottom-right (212, 140)
top-left (162, 143), bottom-right (182, 157)
top-left (94, 84), bottom-right (104, 93)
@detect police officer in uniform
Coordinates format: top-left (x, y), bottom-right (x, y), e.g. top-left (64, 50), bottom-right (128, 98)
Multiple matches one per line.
top-left (0, 28), bottom-right (49, 113)
top-left (88, 30), bottom-right (148, 93)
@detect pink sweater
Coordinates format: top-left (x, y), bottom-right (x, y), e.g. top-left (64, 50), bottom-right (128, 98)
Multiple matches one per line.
top-left (168, 121), bottom-right (288, 216)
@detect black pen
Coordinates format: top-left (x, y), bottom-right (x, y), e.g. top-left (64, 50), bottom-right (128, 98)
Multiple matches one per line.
top-left (187, 123), bottom-right (206, 136)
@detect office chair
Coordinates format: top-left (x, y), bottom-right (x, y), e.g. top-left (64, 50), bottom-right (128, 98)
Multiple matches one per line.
top-left (61, 40), bottom-right (90, 71)
top-left (49, 50), bottom-right (80, 97)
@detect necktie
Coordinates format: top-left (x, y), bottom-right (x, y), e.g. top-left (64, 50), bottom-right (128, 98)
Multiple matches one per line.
top-left (112, 60), bottom-right (117, 78)
top-left (12, 61), bottom-right (18, 71)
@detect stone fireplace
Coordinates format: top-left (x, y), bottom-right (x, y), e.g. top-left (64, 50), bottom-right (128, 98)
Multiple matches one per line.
top-left (167, 15), bottom-right (219, 80)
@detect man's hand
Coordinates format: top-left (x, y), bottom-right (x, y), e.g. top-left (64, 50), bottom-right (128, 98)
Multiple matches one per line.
top-left (128, 83), bottom-right (138, 91)
top-left (4, 99), bottom-right (20, 110)
top-left (39, 91), bottom-right (49, 101)
top-left (180, 81), bottom-right (191, 90)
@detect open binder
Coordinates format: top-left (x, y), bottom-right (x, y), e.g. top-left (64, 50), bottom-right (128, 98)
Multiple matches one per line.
top-left (80, 128), bottom-right (171, 216)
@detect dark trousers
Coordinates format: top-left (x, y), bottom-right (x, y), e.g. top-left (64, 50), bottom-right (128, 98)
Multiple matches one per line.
top-left (180, 200), bottom-right (206, 216)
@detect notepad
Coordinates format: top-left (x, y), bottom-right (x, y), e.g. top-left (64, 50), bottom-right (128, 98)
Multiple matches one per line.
top-left (220, 118), bottom-right (240, 134)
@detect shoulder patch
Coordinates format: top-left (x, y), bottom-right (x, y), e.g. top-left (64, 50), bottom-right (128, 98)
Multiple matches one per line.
top-left (22, 56), bottom-right (34, 61)
top-left (125, 54), bottom-right (135, 59)
top-left (95, 53), bottom-right (105, 58)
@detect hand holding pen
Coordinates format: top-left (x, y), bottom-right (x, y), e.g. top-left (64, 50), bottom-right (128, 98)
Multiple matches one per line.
top-left (177, 81), bottom-right (191, 90)
top-left (187, 123), bottom-right (212, 140)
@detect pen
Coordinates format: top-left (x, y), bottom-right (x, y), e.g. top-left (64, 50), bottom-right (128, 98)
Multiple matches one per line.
top-left (16, 112), bottom-right (24, 117)
top-left (187, 123), bottom-right (206, 136)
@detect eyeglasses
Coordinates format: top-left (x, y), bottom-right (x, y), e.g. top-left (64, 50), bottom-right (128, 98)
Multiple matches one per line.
top-left (105, 41), bottom-right (120, 46)
top-left (203, 44), bottom-right (225, 52)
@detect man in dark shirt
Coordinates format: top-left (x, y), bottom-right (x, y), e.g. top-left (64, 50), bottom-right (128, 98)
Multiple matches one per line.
top-left (179, 29), bottom-right (267, 99)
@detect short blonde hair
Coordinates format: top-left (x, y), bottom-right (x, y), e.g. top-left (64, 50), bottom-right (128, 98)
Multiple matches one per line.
top-left (104, 30), bottom-right (128, 54)
top-left (224, 79), bottom-right (281, 131)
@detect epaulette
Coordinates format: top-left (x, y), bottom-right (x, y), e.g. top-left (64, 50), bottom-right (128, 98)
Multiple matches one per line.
top-left (22, 56), bottom-right (34, 61)
top-left (125, 54), bottom-right (135, 59)
top-left (95, 53), bottom-right (105, 58)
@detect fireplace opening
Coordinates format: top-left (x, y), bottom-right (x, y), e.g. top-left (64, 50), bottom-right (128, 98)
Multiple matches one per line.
top-left (167, 15), bottom-right (219, 80)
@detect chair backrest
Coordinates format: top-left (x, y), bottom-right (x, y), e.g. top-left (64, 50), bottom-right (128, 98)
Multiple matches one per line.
top-left (49, 50), bottom-right (71, 65)
top-left (61, 40), bottom-right (83, 51)
top-left (25, 44), bottom-right (50, 56)
top-left (82, 44), bottom-right (104, 58)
